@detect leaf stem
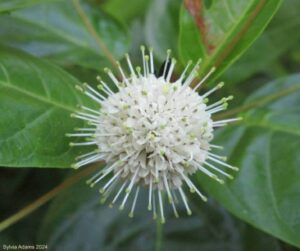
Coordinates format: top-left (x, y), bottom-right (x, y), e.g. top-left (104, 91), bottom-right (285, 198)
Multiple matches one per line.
top-left (0, 164), bottom-right (98, 232)
top-left (72, 0), bottom-right (119, 71)
top-left (214, 82), bottom-right (300, 120)
top-left (155, 216), bottom-right (163, 251)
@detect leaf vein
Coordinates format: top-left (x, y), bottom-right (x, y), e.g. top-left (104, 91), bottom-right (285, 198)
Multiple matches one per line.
top-left (0, 80), bottom-right (77, 113)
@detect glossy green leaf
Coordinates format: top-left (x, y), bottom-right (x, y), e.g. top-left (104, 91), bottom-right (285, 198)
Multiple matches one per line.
top-left (38, 178), bottom-right (280, 251)
top-left (0, 0), bottom-right (129, 70)
top-left (178, 0), bottom-right (282, 83)
top-left (0, 47), bottom-right (92, 168)
top-left (145, 0), bottom-right (182, 61)
top-left (223, 0), bottom-right (300, 84)
top-left (200, 74), bottom-right (300, 247)
top-left (0, 0), bottom-right (58, 13)
top-left (102, 0), bottom-right (151, 24)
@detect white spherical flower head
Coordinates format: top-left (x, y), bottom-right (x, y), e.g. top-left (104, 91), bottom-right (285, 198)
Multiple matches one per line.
top-left (69, 47), bottom-right (240, 223)
top-left (98, 73), bottom-right (213, 188)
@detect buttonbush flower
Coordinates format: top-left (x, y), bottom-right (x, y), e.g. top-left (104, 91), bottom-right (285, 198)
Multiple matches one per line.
top-left (68, 47), bottom-right (240, 223)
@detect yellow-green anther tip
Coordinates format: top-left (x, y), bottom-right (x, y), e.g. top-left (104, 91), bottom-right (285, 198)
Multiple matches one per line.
top-left (196, 58), bottom-right (202, 64)
top-left (218, 82), bottom-right (225, 88)
top-left (70, 164), bottom-right (77, 169)
top-left (219, 179), bottom-right (225, 184)
top-left (75, 85), bottom-right (83, 92)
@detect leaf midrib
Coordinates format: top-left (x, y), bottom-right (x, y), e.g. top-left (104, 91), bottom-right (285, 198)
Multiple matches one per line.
top-left (206, 0), bottom-right (251, 44)
top-left (0, 80), bottom-right (77, 113)
top-left (0, 107), bottom-right (54, 143)
top-left (243, 119), bottom-right (300, 136)
top-left (216, 0), bottom-right (266, 57)
top-left (199, 0), bottom-right (270, 75)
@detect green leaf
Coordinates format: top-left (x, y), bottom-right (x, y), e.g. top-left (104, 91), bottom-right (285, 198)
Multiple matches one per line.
top-left (223, 0), bottom-right (300, 84)
top-left (0, 168), bottom-right (67, 243)
top-left (0, 46), bottom-right (92, 168)
top-left (102, 0), bottom-right (151, 24)
top-left (200, 74), bottom-right (300, 247)
top-left (145, 0), bottom-right (182, 61)
top-left (38, 178), bottom-right (280, 251)
top-left (178, 0), bottom-right (282, 83)
top-left (0, 0), bottom-right (129, 70)
top-left (0, 0), bottom-right (58, 13)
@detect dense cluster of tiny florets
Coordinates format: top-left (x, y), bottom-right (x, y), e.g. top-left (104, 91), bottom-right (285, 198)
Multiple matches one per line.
top-left (68, 47), bottom-right (240, 222)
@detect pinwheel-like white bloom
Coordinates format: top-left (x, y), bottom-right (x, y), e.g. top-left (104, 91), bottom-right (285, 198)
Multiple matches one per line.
top-left (68, 47), bottom-right (240, 223)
